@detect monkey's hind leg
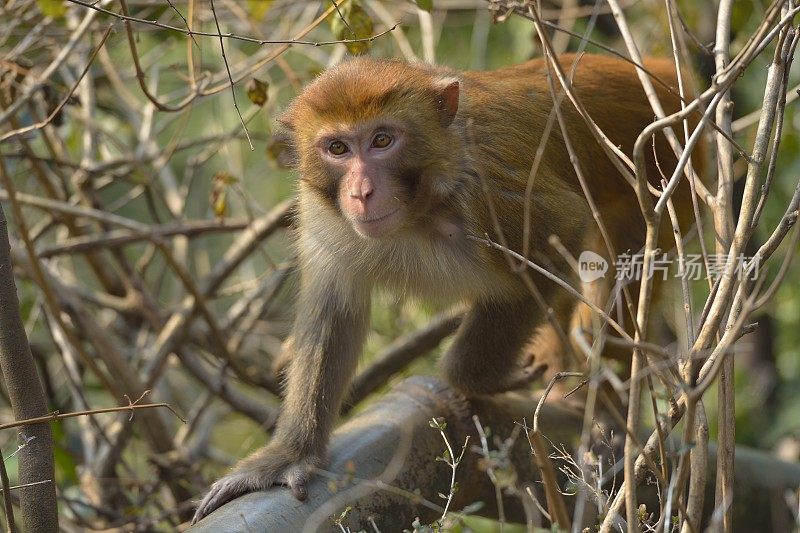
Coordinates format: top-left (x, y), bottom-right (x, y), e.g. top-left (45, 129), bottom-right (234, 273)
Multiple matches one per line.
top-left (440, 297), bottom-right (549, 396)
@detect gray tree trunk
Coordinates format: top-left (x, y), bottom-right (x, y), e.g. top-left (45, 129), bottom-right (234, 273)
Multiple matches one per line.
top-left (0, 203), bottom-right (58, 532)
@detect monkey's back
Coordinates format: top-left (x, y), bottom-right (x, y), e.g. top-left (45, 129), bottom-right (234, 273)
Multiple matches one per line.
top-left (459, 53), bottom-right (698, 259)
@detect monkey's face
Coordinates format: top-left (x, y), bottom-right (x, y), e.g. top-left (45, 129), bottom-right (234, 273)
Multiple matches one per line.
top-left (280, 57), bottom-right (463, 240)
top-left (314, 120), bottom-right (409, 239)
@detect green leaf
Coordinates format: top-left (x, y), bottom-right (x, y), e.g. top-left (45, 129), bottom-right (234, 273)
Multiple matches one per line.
top-left (38, 0), bottom-right (66, 18)
top-left (414, 0), bottom-right (433, 12)
top-left (247, 0), bottom-right (274, 22)
top-left (459, 501), bottom-right (484, 515)
top-left (246, 78), bottom-right (269, 107)
top-left (52, 422), bottom-right (78, 484)
top-left (330, 2), bottom-right (374, 56)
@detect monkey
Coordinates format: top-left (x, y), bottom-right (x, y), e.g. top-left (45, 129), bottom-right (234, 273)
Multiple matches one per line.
top-left (192, 53), bottom-right (698, 523)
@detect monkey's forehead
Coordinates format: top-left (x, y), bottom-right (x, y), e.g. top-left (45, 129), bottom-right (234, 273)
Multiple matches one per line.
top-left (285, 58), bottom-right (453, 126)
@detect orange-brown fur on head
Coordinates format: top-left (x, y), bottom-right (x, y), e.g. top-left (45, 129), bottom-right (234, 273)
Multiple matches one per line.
top-left (280, 59), bottom-right (466, 243)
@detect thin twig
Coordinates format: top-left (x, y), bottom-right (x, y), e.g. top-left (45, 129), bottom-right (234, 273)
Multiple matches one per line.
top-left (209, 0), bottom-right (253, 150)
top-left (0, 402), bottom-right (185, 432)
top-left (0, 449), bottom-right (17, 533)
top-left (429, 418), bottom-right (469, 524)
top-left (65, 0), bottom-right (398, 48)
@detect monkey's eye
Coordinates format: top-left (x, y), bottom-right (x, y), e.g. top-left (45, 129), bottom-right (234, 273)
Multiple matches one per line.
top-left (371, 132), bottom-right (392, 149)
top-left (327, 140), bottom-right (349, 156)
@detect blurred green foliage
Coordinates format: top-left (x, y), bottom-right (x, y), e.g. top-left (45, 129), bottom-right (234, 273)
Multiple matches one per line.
top-left (3, 0), bottom-right (799, 529)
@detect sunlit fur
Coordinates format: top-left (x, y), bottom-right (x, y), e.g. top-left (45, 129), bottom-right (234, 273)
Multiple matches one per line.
top-left (193, 54), bottom-right (699, 523)
top-left (283, 54), bottom-right (692, 308)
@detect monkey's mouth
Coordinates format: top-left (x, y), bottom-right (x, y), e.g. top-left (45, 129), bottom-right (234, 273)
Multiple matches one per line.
top-left (352, 208), bottom-right (402, 238)
top-left (356, 208), bottom-right (400, 224)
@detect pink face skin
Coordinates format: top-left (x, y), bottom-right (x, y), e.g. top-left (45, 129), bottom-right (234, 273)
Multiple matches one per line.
top-left (316, 122), bottom-right (407, 239)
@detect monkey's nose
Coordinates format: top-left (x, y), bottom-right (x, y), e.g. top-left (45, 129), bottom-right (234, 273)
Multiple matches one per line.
top-left (349, 179), bottom-right (374, 201)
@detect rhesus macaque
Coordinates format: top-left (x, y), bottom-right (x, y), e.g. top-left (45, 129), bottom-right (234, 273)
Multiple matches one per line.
top-left (193, 53), bottom-right (696, 522)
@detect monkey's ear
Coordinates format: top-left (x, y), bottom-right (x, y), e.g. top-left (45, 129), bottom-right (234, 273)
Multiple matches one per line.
top-left (271, 109), bottom-right (298, 168)
top-left (276, 108), bottom-right (295, 131)
top-left (268, 131), bottom-right (297, 169)
top-left (435, 77), bottom-right (460, 128)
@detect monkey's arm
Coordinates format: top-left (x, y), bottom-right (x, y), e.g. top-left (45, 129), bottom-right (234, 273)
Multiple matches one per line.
top-left (440, 296), bottom-right (554, 395)
top-left (192, 271), bottom-right (370, 523)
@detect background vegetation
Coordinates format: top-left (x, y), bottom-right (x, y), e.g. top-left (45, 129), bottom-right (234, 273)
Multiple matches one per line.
top-left (0, 0), bottom-right (798, 531)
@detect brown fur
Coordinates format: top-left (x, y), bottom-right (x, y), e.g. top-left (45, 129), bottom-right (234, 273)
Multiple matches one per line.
top-left (193, 54), bottom-right (698, 523)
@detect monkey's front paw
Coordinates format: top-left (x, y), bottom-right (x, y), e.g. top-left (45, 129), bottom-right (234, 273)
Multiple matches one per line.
top-left (502, 361), bottom-right (549, 391)
top-left (446, 361), bottom-right (548, 396)
top-left (191, 451), bottom-right (320, 524)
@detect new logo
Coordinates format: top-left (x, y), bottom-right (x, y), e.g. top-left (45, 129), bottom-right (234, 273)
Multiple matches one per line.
top-left (578, 250), bottom-right (608, 283)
